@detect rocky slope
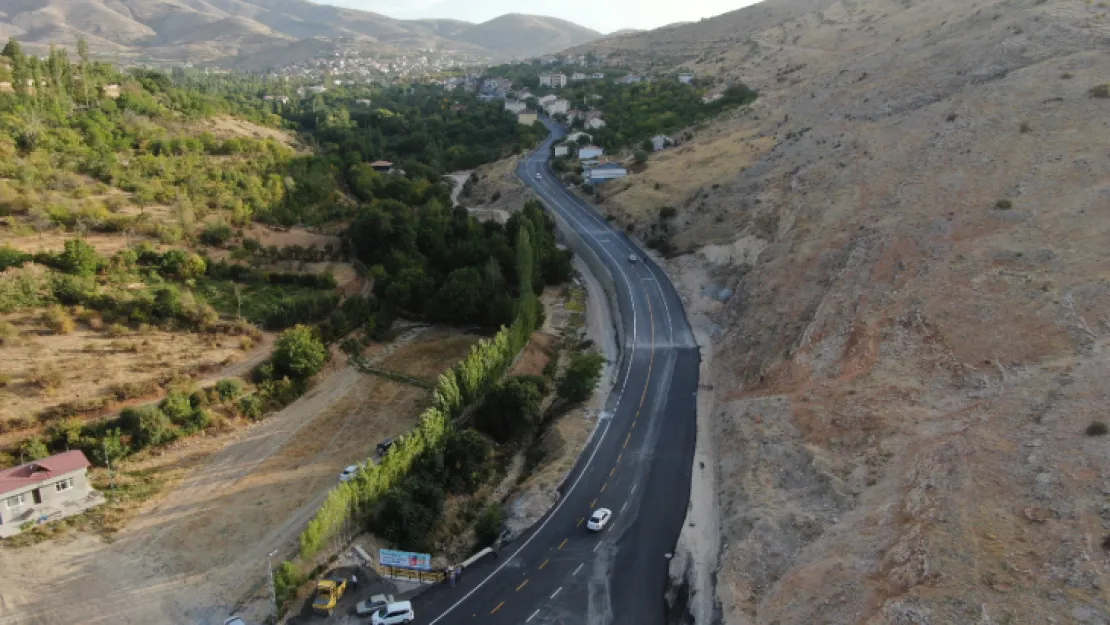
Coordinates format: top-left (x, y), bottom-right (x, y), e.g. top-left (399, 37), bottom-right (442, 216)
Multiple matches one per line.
top-left (575, 0), bottom-right (1110, 623)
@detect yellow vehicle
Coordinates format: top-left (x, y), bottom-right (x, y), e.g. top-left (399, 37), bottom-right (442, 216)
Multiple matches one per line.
top-left (312, 577), bottom-right (349, 616)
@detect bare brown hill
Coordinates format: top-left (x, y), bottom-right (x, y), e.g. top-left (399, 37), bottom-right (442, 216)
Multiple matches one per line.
top-left (0, 0), bottom-right (601, 64)
top-left (573, 1), bottom-right (1110, 624)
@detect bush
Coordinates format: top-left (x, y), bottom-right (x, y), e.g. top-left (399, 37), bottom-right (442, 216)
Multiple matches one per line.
top-left (215, 378), bottom-right (244, 401)
top-left (28, 366), bottom-right (64, 392)
top-left (1019, 121), bottom-right (1032, 134)
top-left (273, 561), bottom-right (305, 612)
top-left (239, 394), bottom-right (264, 420)
top-left (995, 199), bottom-right (1013, 210)
top-left (1091, 84), bottom-right (1110, 99)
top-left (199, 222), bottom-right (235, 247)
top-left (474, 504), bottom-right (503, 548)
top-left (120, 405), bottom-right (176, 449)
top-left (160, 389), bottom-right (194, 425)
top-left (557, 352), bottom-right (605, 405)
top-left (634, 149), bottom-right (649, 164)
top-left (1086, 422), bottom-right (1108, 436)
top-left (179, 408), bottom-right (211, 434)
top-left (19, 437), bottom-right (51, 461)
top-left (659, 206), bottom-right (677, 220)
top-left (272, 325), bottom-right (328, 380)
top-left (42, 306), bottom-right (75, 335)
top-left (57, 239), bottom-right (103, 276)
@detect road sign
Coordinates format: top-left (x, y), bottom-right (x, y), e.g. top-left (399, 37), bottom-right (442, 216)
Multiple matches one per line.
top-left (379, 548), bottom-right (432, 571)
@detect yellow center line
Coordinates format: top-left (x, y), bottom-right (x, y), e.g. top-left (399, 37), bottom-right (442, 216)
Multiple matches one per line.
top-left (617, 452), bottom-right (622, 463)
top-left (558, 538), bottom-right (568, 550)
top-left (577, 517), bottom-right (584, 527)
top-left (491, 602), bottom-right (505, 615)
top-left (590, 498), bottom-right (597, 508)
top-left (517, 579), bottom-right (529, 592)
top-left (623, 432), bottom-right (631, 449)
top-left (601, 482), bottom-right (607, 492)
top-left (609, 467), bottom-right (616, 477)
top-left (539, 559), bottom-right (549, 570)
top-left (632, 419), bottom-right (637, 429)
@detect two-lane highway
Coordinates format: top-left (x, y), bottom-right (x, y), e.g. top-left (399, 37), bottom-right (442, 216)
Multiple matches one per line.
top-left (414, 120), bottom-right (699, 625)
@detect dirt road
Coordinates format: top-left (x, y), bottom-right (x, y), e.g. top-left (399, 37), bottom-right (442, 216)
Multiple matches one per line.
top-left (0, 329), bottom-right (480, 625)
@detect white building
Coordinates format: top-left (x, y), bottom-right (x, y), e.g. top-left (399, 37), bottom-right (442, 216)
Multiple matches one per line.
top-left (0, 451), bottom-right (103, 537)
top-left (539, 73), bottom-right (568, 88)
top-left (544, 98), bottom-right (570, 115)
top-left (571, 72), bottom-right (587, 81)
top-left (307, 85), bottom-right (327, 94)
top-left (504, 101), bottom-right (527, 114)
top-left (578, 145), bottom-right (604, 160)
top-left (651, 135), bottom-right (674, 151)
top-left (678, 72), bottom-right (696, 84)
top-left (585, 162), bottom-right (628, 185)
top-left (586, 117), bottom-right (607, 130)
top-left (592, 72), bottom-right (606, 79)
top-left (537, 94), bottom-right (558, 106)
top-left (566, 131), bottom-right (592, 144)
top-left (554, 144), bottom-right (570, 157)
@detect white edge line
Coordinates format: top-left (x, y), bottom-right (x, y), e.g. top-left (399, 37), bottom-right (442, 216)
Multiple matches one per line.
top-left (573, 563), bottom-right (583, 576)
top-left (426, 138), bottom-right (641, 625)
top-left (593, 541), bottom-right (602, 553)
top-left (527, 609), bottom-right (541, 622)
top-left (550, 587), bottom-right (563, 599)
top-left (630, 484), bottom-right (636, 495)
top-left (619, 502), bottom-right (627, 515)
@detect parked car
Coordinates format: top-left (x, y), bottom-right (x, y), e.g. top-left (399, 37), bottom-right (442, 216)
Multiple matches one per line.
top-left (628, 254), bottom-right (639, 263)
top-left (339, 465), bottom-right (360, 482)
top-left (371, 601), bottom-right (415, 625)
top-left (587, 507), bottom-right (612, 531)
top-left (357, 594), bottom-right (395, 617)
top-left (376, 438), bottom-right (395, 456)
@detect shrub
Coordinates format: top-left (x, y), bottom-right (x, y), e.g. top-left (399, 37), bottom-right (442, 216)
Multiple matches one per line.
top-left (474, 504), bottom-right (503, 548)
top-left (659, 206), bottom-right (677, 220)
top-left (633, 149), bottom-right (649, 164)
top-left (1086, 422), bottom-right (1108, 436)
top-left (1019, 121), bottom-right (1032, 133)
top-left (273, 561), bottom-right (305, 612)
top-left (0, 320), bottom-right (16, 344)
top-left (28, 366), bottom-right (64, 392)
top-left (1091, 84), bottom-right (1110, 98)
top-left (43, 306), bottom-right (76, 335)
top-left (179, 408), bottom-right (211, 434)
top-left (19, 437), bottom-right (51, 461)
top-left (199, 222), bottom-right (235, 247)
top-left (57, 239), bottom-right (103, 276)
top-left (160, 389), bottom-right (194, 425)
top-left (994, 199), bottom-right (1013, 210)
top-left (239, 394), bottom-right (264, 420)
top-left (557, 352), bottom-right (605, 405)
top-left (215, 378), bottom-right (243, 401)
top-left (272, 325), bottom-right (328, 380)
top-left (120, 405), bottom-right (176, 449)
top-left (1061, 72), bottom-right (1073, 79)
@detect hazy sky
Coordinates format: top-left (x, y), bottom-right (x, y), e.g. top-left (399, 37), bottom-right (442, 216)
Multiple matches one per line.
top-left (320, 0), bottom-right (760, 34)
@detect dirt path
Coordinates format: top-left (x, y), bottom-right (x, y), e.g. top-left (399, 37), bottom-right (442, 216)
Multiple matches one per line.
top-left (0, 330), bottom-right (480, 625)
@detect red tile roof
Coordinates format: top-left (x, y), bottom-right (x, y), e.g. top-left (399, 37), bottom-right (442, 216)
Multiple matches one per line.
top-left (0, 450), bottom-right (91, 496)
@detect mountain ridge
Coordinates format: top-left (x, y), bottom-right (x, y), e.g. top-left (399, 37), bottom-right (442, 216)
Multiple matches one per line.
top-left (0, 0), bottom-right (602, 65)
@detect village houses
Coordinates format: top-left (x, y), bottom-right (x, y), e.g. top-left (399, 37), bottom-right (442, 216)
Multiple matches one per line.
top-left (504, 100), bottom-right (527, 114)
top-left (578, 145), bottom-right (604, 160)
top-left (539, 72), bottom-right (568, 88)
top-left (571, 72), bottom-right (587, 81)
top-left (518, 111), bottom-right (539, 125)
top-left (553, 144), bottom-right (570, 157)
top-left (585, 162), bottom-right (628, 185)
top-left (544, 98), bottom-right (570, 116)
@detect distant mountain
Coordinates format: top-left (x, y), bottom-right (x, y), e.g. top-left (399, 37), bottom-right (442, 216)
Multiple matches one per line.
top-left (0, 0), bottom-right (601, 65)
top-left (439, 13), bottom-right (602, 59)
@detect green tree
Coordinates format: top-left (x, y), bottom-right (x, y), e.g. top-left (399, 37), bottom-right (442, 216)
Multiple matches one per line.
top-left (91, 429), bottom-right (127, 466)
top-left (20, 436), bottom-right (50, 461)
top-left (57, 239), bottom-right (102, 276)
top-left (474, 377), bottom-right (543, 443)
top-left (215, 378), bottom-right (243, 401)
top-left (474, 504), bottom-right (503, 547)
top-left (557, 352), bottom-right (605, 404)
top-left (442, 429), bottom-right (492, 494)
top-left (120, 405), bottom-right (176, 449)
top-left (272, 325), bottom-right (327, 380)
top-left (634, 149), bottom-right (649, 164)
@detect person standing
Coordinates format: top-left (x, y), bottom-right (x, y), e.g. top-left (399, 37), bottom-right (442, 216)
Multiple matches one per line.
top-left (351, 573), bottom-right (358, 590)
top-left (449, 568), bottom-right (456, 587)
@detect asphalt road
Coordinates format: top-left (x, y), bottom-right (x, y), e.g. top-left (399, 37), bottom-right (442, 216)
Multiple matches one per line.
top-left (413, 121), bottom-right (700, 625)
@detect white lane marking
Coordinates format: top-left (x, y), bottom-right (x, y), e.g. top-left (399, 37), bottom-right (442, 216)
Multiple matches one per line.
top-left (551, 587), bottom-right (563, 599)
top-left (426, 147), bottom-right (643, 625)
top-left (593, 541), bottom-right (602, 553)
top-left (573, 563), bottom-right (584, 576)
top-left (527, 609), bottom-right (541, 622)
top-left (630, 484), bottom-right (636, 495)
top-left (620, 502), bottom-right (627, 514)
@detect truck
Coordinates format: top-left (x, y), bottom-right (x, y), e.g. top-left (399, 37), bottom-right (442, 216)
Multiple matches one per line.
top-left (312, 577), bottom-right (349, 616)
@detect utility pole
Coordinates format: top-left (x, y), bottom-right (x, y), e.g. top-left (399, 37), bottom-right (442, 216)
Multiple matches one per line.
top-left (267, 549), bottom-right (279, 619)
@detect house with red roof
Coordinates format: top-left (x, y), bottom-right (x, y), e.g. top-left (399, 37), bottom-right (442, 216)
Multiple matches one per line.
top-left (0, 450), bottom-right (103, 537)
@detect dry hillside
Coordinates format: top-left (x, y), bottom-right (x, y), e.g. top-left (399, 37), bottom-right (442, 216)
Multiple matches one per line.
top-left (577, 0), bottom-right (1110, 623)
top-left (0, 0), bottom-right (600, 64)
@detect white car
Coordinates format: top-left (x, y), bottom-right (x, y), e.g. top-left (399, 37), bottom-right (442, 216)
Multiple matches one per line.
top-left (339, 465), bottom-right (360, 482)
top-left (357, 594), bottom-right (394, 617)
top-left (587, 507), bottom-right (612, 531)
top-left (372, 601), bottom-right (415, 625)
top-left (535, 173), bottom-right (542, 179)
top-left (628, 254), bottom-right (639, 263)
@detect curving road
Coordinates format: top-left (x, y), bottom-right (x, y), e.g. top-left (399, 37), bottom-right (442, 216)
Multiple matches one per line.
top-left (413, 121), bottom-right (699, 625)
